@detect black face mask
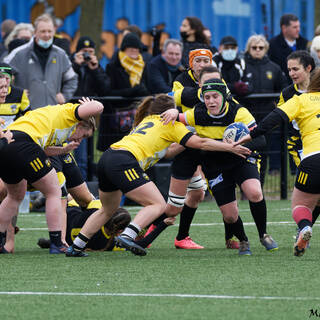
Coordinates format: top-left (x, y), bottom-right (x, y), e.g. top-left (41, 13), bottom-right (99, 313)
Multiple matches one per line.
top-left (180, 31), bottom-right (188, 40)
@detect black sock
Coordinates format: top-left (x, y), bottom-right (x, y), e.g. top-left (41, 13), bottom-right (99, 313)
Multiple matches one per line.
top-left (136, 221), bottom-right (168, 248)
top-left (312, 206), bottom-right (320, 225)
top-left (224, 220), bottom-right (233, 241)
top-left (176, 204), bottom-right (197, 241)
top-left (152, 213), bottom-right (168, 226)
top-left (0, 232), bottom-right (5, 246)
top-left (298, 219), bottom-right (312, 230)
top-left (73, 232), bottom-right (89, 251)
top-left (49, 231), bottom-right (62, 247)
top-left (230, 216), bottom-right (248, 242)
top-left (249, 199), bottom-right (267, 238)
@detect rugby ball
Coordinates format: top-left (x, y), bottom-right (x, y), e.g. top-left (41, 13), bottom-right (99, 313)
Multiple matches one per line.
top-left (223, 122), bottom-right (249, 142)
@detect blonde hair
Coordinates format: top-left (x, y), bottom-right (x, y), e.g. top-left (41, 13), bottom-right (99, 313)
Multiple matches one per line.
top-left (245, 34), bottom-right (269, 53)
top-left (34, 13), bottom-right (54, 30)
top-left (79, 116), bottom-right (97, 132)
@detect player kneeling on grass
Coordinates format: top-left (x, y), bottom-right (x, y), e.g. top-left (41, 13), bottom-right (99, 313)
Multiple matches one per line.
top-left (0, 95), bottom-right (103, 254)
top-left (66, 94), bottom-right (250, 257)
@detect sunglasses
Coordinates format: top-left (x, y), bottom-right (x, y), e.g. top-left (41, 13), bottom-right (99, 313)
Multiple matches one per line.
top-left (251, 46), bottom-right (265, 51)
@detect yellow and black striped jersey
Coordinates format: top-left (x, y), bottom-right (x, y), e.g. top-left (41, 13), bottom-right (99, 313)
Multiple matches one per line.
top-left (0, 85), bottom-right (30, 128)
top-left (8, 103), bottom-right (80, 148)
top-left (66, 200), bottom-right (124, 251)
top-left (183, 100), bottom-right (257, 172)
top-left (184, 101), bottom-right (256, 140)
top-left (278, 83), bottom-right (304, 166)
top-left (278, 83), bottom-right (301, 106)
top-left (111, 114), bottom-right (193, 170)
top-left (277, 93), bottom-right (320, 159)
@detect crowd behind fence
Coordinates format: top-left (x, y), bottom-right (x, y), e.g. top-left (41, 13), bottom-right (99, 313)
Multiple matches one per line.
top-left (70, 92), bottom-right (295, 200)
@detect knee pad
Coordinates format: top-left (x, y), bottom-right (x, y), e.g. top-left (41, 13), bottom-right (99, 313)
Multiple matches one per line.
top-left (187, 175), bottom-right (207, 192)
top-left (167, 191), bottom-right (186, 208)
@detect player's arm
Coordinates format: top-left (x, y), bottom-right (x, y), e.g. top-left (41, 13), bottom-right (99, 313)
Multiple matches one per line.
top-left (164, 143), bottom-right (185, 159)
top-left (44, 142), bottom-right (80, 156)
top-left (235, 109), bottom-right (289, 145)
top-left (182, 133), bottom-right (250, 158)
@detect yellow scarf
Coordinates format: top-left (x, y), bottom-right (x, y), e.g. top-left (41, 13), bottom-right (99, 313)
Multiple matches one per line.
top-left (119, 50), bottom-right (145, 87)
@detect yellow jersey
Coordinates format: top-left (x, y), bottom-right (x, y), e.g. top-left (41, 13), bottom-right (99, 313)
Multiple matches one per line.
top-left (0, 86), bottom-right (30, 128)
top-left (277, 93), bottom-right (320, 159)
top-left (184, 101), bottom-right (256, 139)
top-left (111, 115), bottom-right (193, 170)
top-left (8, 103), bottom-right (80, 148)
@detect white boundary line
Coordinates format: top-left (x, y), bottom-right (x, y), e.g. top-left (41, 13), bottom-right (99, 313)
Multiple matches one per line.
top-left (21, 207), bottom-right (293, 217)
top-left (0, 291), bottom-right (319, 301)
top-left (19, 221), bottom-right (319, 231)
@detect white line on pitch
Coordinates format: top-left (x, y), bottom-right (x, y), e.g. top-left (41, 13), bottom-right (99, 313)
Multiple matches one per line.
top-left (18, 221), bottom-right (319, 231)
top-left (0, 291), bottom-right (318, 301)
top-left (20, 207), bottom-right (292, 217)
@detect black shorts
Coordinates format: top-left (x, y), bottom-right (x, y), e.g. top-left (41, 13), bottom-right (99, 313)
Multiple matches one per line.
top-left (206, 161), bottom-right (260, 206)
top-left (97, 149), bottom-right (150, 193)
top-left (50, 153), bottom-right (84, 189)
top-left (295, 153), bottom-right (320, 194)
top-left (0, 131), bottom-right (53, 184)
top-left (171, 148), bottom-right (202, 180)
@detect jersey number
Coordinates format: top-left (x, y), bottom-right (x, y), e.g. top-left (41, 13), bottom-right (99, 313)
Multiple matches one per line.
top-left (130, 121), bottom-right (154, 135)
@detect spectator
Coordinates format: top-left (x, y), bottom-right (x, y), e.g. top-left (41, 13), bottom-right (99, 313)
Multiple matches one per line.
top-left (179, 17), bottom-right (212, 68)
top-left (4, 23), bottom-right (34, 51)
top-left (71, 36), bottom-right (111, 180)
top-left (213, 36), bottom-right (249, 96)
top-left (310, 35), bottom-right (320, 67)
top-left (145, 39), bottom-right (184, 94)
top-left (0, 19), bottom-right (16, 59)
top-left (97, 33), bottom-right (149, 151)
top-left (111, 25), bottom-right (152, 64)
top-left (4, 13), bottom-right (77, 109)
top-left (268, 13), bottom-right (308, 83)
top-left (242, 34), bottom-right (287, 184)
top-left (8, 38), bottom-right (29, 54)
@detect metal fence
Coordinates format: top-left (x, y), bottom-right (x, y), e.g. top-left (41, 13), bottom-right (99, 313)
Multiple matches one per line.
top-left (70, 93), bottom-right (294, 200)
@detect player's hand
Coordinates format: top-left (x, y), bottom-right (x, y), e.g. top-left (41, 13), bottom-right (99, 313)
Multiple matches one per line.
top-left (233, 134), bottom-right (252, 146)
top-left (164, 217), bottom-right (176, 225)
top-left (64, 141), bottom-right (80, 153)
top-left (160, 108), bottom-right (179, 125)
top-left (229, 144), bottom-right (251, 158)
top-left (78, 97), bottom-right (93, 104)
top-left (2, 130), bottom-right (14, 144)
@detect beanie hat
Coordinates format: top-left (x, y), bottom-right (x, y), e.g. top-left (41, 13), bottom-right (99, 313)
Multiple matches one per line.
top-left (76, 36), bottom-right (95, 52)
top-left (220, 36), bottom-right (237, 46)
top-left (201, 78), bottom-right (227, 113)
top-left (189, 49), bottom-right (213, 69)
top-left (120, 33), bottom-right (141, 51)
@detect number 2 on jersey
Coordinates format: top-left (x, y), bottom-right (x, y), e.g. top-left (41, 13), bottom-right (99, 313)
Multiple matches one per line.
top-left (130, 121), bottom-right (154, 135)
